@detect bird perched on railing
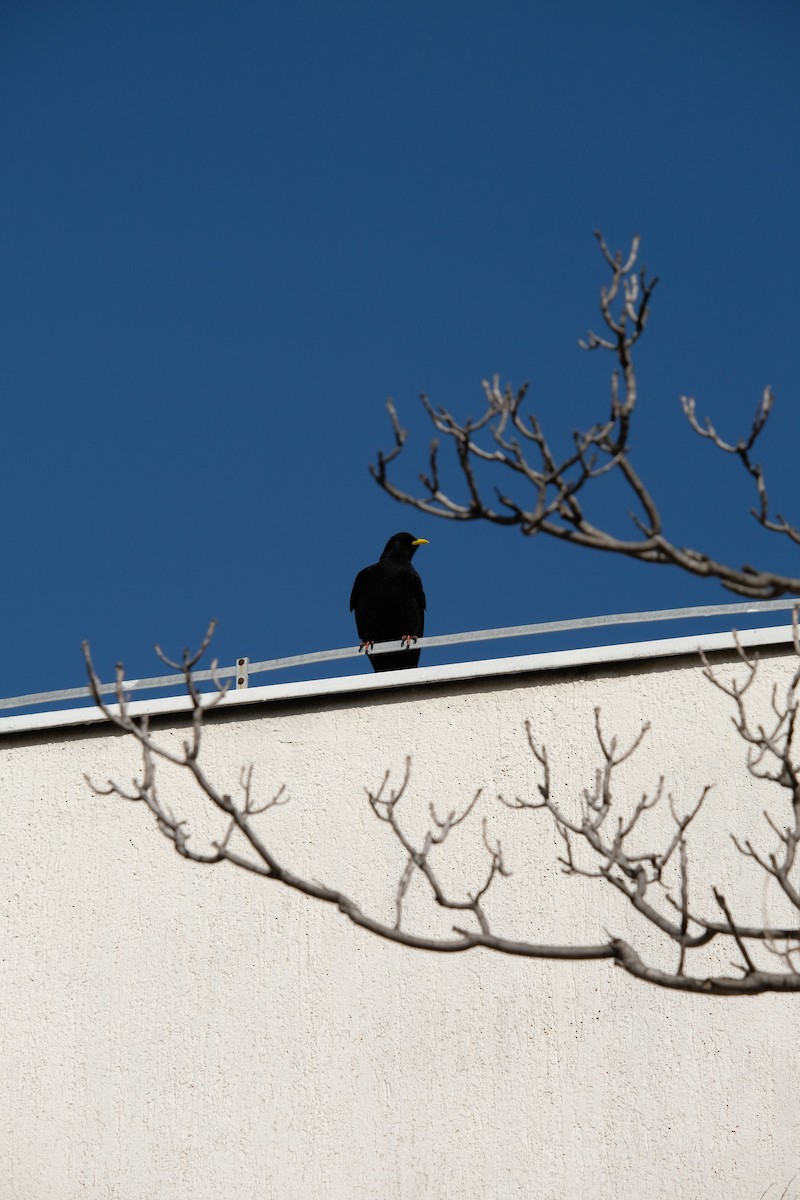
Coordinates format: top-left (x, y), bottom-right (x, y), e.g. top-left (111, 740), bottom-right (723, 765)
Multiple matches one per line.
top-left (350, 532), bottom-right (429, 671)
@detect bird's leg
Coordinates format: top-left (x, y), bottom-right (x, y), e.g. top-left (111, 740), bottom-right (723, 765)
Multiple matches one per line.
top-left (400, 635), bottom-right (418, 650)
top-left (358, 640), bottom-right (375, 654)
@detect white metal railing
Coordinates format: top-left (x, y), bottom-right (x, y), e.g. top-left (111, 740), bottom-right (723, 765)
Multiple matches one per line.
top-left (0, 597), bottom-right (796, 714)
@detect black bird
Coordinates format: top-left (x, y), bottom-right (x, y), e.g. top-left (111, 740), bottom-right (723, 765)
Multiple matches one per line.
top-left (350, 532), bottom-right (429, 671)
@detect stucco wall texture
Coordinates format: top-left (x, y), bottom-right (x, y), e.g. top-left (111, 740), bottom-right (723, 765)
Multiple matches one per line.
top-left (1, 636), bottom-right (799, 1200)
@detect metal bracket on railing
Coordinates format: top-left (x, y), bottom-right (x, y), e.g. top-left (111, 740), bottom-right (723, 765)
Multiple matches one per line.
top-left (235, 657), bottom-right (249, 689)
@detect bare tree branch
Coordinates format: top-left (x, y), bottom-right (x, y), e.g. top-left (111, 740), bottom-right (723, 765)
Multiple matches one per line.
top-left (371, 230), bottom-right (800, 600)
top-left (82, 621), bottom-right (800, 996)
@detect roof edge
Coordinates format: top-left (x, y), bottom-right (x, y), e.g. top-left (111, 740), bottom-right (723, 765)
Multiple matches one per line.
top-left (0, 622), bottom-right (794, 738)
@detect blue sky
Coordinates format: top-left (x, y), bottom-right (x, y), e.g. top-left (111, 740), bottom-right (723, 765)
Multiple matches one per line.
top-left (1, 0), bottom-right (799, 701)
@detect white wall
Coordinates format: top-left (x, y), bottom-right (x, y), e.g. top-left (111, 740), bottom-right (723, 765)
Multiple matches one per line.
top-left (1, 630), bottom-right (799, 1200)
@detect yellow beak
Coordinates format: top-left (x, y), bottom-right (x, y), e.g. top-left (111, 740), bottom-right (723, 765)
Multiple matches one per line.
top-left (411, 538), bottom-right (429, 546)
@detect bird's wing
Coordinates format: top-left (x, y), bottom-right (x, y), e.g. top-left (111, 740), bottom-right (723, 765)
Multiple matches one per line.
top-left (408, 568), bottom-right (426, 636)
top-left (350, 565), bottom-right (373, 613)
top-left (350, 564), bottom-right (381, 642)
